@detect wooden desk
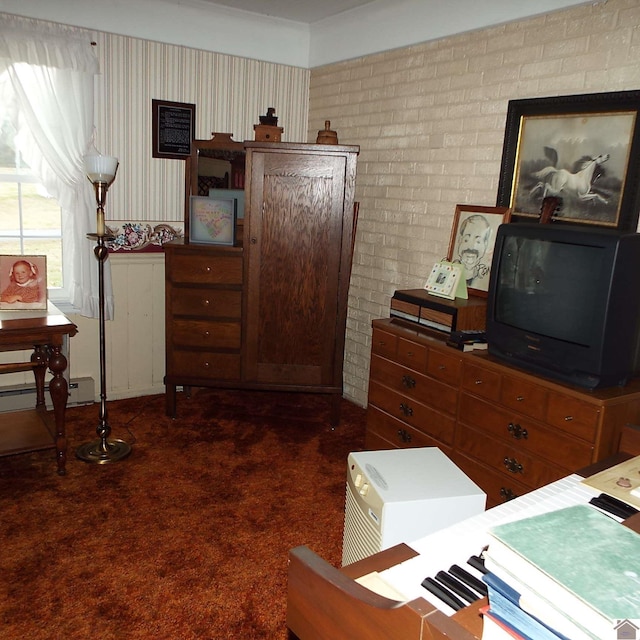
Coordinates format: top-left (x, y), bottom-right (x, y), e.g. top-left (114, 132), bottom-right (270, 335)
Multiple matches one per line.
top-left (0, 302), bottom-right (78, 475)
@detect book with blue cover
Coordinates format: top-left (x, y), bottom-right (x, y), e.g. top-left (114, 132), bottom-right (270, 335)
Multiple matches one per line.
top-left (483, 572), bottom-right (571, 640)
top-left (485, 504), bottom-right (640, 640)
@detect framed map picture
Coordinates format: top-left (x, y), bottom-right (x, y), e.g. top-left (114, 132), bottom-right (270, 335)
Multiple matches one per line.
top-left (189, 196), bottom-right (236, 245)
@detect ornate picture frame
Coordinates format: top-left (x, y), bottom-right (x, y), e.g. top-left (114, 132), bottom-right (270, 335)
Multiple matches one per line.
top-left (0, 254), bottom-right (47, 310)
top-left (446, 204), bottom-right (511, 297)
top-left (496, 90), bottom-right (640, 230)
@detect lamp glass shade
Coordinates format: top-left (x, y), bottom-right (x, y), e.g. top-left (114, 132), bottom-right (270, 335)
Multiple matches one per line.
top-left (84, 153), bottom-right (118, 184)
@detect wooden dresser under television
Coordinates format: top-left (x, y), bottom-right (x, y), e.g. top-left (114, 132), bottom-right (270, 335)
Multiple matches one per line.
top-left (366, 317), bottom-right (640, 507)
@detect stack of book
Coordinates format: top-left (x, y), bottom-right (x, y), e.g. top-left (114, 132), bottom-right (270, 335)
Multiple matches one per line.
top-left (481, 504), bottom-right (640, 640)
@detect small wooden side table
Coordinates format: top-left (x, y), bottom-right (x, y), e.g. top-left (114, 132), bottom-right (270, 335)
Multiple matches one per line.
top-left (0, 302), bottom-right (78, 475)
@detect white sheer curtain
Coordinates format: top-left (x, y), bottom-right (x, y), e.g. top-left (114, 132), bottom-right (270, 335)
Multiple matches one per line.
top-left (0, 14), bottom-right (112, 319)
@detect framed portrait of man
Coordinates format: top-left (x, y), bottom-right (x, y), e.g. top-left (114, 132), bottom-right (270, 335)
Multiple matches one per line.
top-left (446, 205), bottom-right (511, 297)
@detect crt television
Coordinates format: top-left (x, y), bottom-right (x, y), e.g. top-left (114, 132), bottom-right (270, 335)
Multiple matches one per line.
top-left (486, 222), bottom-right (640, 389)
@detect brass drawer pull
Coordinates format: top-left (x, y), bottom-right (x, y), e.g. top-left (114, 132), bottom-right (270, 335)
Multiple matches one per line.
top-left (203, 299), bottom-right (211, 306)
top-left (500, 487), bottom-right (518, 501)
top-left (564, 415), bottom-right (574, 422)
top-left (397, 429), bottom-right (412, 443)
top-left (503, 457), bottom-right (523, 474)
top-left (401, 374), bottom-right (416, 388)
top-left (474, 379), bottom-right (483, 385)
top-left (399, 403), bottom-right (413, 417)
top-left (507, 422), bottom-right (528, 440)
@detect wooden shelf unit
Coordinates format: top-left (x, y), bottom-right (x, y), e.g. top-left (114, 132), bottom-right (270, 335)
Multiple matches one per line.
top-left (164, 142), bottom-right (359, 425)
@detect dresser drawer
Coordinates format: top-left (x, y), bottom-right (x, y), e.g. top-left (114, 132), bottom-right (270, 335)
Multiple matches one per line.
top-left (396, 337), bottom-right (427, 371)
top-left (427, 347), bottom-right (462, 386)
top-left (172, 319), bottom-right (241, 349)
top-left (170, 253), bottom-right (242, 285)
top-left (459, 393), bottom-right (594, 471)
top-left (371, 326), bottom-right (398, 360)
top-left (170, 351), bottom-right (241, 379)
top-left (455, 423), bottom-right (567, 490)
top-left (546, 394), bottom-right (599, 442)
top-left (369, 354), bottom-right (458, 415)
top-left (461, 361), bottom-right (501, 402)
top-left (366, 405), bottom-right (452, 451)
top-left (500, 375), bottom-right (548, 422)
top-left (450, 450), bottom-right (529, 508)
top-left (171, 288), bottom-right (241, 318)
top-left (368, 380), bottom-right (455, 445)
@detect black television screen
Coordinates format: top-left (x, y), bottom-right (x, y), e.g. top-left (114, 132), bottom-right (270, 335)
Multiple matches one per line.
top-left (487, 223), bottom-right (640, 389)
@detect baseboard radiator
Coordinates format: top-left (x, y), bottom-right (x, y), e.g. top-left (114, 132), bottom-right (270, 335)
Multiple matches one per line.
top-left (0, 377), bottom-right (95, 413)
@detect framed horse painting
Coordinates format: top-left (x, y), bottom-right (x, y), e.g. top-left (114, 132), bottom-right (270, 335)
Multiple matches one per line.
top-left (496, 90), bottom-right (640, 230)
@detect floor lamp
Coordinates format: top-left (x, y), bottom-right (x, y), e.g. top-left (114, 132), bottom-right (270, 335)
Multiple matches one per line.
top-left (76, 150), bottom-right (131, 464)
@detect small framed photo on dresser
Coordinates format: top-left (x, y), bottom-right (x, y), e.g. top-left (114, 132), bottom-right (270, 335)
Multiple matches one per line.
top-left (189, 196), bottom-right (237, 245)
top-left (0, 254), bottom-right (47, 310)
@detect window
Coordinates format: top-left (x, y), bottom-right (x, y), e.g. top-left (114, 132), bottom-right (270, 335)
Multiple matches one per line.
top-left (0, 72), bottom-right (66, 301)
top-left (0, 71), bottom-right (65, 297)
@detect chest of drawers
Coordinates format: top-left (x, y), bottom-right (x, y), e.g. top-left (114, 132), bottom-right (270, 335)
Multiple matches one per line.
top-left (164, 243), bottom-right (243, 416)
top-left (366, 318), bottom-right (640, 506)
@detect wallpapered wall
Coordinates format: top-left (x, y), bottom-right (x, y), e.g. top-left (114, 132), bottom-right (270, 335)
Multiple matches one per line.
top-left (94, 30), bottom-right (310, 228)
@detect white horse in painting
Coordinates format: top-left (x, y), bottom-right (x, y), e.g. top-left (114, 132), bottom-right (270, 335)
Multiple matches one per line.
top-left (530, 153), bottom-right (610, 204)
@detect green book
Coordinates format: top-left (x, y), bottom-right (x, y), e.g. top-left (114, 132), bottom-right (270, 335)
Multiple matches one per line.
top-left (484, 504), bottom-right (640, 640)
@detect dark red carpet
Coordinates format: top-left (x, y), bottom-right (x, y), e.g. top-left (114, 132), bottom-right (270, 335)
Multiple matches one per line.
top-left (0, 389), bottom-right (366, 639)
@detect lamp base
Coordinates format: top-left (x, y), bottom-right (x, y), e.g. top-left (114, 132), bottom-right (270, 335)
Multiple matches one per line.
top-left (76, 438), bottom-right (132, 464)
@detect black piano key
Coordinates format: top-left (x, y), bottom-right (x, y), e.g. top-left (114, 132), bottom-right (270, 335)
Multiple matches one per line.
top-left (449, 564), bottom-right (488, 597)
top-left (590, 493), bottom-right (639, 520)
top-left (421, 576), bottom-right (466, 611)
top-left (434, 570), bottom-right (480, 605)
top-left (467, 554), bottom-right (488, 575)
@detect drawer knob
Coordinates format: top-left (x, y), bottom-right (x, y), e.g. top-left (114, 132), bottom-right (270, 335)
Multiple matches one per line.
top-left (397, 429), bottom-right (412, 443)
top-left (500, 487), bottom-right (518, 501)
top-left (205, 266), bottom-right (211, 272)
top-left (204, 331), bottom-right (210, 338)
top-left (203, 361), bottom-right (210, 368)
top-left (507, 422), bottom-right (528, 440)
top-left (503, 457), bottom-right (523, 474)
top-left (474, 379), bottom-right (483, 385)
top-left (438, 364), bottom-right (446, 371)
top-left (401, 375), bottom-right (416, 389)
top-left (399, 402), bottom-right (413, 417)
top-left (203, 299), bottom-right (210, 306)
top-left (564, 415), bottom-right (574, 422)
top-left (516, 395), bottom-right (524, 402)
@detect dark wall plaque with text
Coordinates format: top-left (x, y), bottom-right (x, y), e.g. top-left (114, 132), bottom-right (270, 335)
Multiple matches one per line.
top-left (152, 99), bottom-right (196, 159)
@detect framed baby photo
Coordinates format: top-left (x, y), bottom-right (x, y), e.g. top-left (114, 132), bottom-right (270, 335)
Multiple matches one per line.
top-left (189, 196), bottom-right (236, 245)
top-left (0, 255), bottom-right (48, 310)
top-left (446, 205), bottom-right (511, 297)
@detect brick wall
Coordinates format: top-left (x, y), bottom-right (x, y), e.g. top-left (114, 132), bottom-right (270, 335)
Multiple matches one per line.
top-left (309, 0), bottom-right (640, 407)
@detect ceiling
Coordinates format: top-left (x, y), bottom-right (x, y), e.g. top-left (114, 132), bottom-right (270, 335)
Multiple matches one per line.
top-left (186, 0), bottom-right (379, 24)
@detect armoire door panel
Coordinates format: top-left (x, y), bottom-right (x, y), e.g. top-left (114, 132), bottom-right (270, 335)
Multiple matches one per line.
top-left (244, 145), bottom-right (357, 386)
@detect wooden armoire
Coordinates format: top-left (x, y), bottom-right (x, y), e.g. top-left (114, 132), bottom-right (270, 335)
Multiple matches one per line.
top-left (164, 138), bottom-right (359, 426)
